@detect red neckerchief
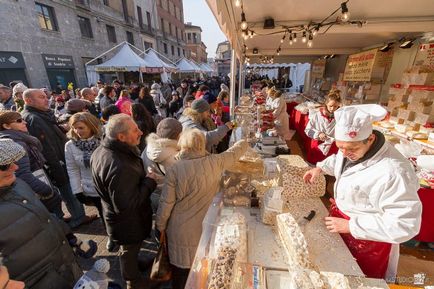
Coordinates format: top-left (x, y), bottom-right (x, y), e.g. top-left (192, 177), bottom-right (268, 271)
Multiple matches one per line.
top-left (320, 107), bottom-right (334, 123)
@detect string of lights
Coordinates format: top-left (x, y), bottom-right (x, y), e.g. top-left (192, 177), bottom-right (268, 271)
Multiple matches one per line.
top-left (234, 0), bottom-right (363, 64)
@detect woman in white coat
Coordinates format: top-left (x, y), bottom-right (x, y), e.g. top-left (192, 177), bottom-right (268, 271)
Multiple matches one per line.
top-left (269, 90), bottom-right (291, 146)
top-left (304, 90), bottom-right (341, 164)
top-left (65, 112), bottom-right (104, 222)
top-left (156, 129), bottom-right (248, 289)
top-left (141, 118), bottom-right (182, 213)
top-left (303, 105), bottom-right (422, 280)
top-left (150, 83), bottom-right (167, 118)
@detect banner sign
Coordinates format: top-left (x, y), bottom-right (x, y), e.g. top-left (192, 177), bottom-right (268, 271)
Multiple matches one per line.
top-left (42, 54), bottom-right (75, 69)
top-left (311, 59), bottom-right (326, 79)
top-left (414, 43), bottom-right (434, 69)
top-left (343, 49), bottom-right (377, 81)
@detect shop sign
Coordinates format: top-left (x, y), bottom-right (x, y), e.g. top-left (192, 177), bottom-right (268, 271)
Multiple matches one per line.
top-left (0, 51), bottom-right (26, 69)
top-left (371, 49), bottom-right (395, 83)
top-left (42, 54), bottom-right (75, 69)
top-left (311, 59), bottom-right (326, 79)
top-left (95, 66), bottom-right (128, 72)
top-left (414, 43), bottom-right (434, 69)
top-left (143, 67), bottom-right (163, 73)
top-left (343, 49), bottom-right (377, 82)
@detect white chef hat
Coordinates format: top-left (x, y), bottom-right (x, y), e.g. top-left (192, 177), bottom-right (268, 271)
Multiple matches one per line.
top-left (334, 104), bottom-right (387, 142)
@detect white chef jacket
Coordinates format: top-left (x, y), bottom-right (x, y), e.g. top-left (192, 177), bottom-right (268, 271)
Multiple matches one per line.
top-left (317, 141), bottom-right (421, 243)
top-left (305, 109), bottom-right (336, 155)
top-left (270, 97), bottom-right (291, 140)
top-left (317, 141), bottom-right (422, 278)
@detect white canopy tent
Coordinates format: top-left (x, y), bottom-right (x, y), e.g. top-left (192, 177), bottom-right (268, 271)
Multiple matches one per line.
top-left (176, 58), bottom-right (199, 73)
top-left (142, 48), bottom-right (178, 83)
top-left (94, 43), bottom-right (150, 73)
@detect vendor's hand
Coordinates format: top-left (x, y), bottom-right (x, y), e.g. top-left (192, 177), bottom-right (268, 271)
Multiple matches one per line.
top-left (325, 217), bottom-right (350, 233)
top-left (318, 132), bottom-right (327, 141)
top-left (225, 121), bottom-right (234, 130)
top-left (303, 167), bottom-right (322, 184)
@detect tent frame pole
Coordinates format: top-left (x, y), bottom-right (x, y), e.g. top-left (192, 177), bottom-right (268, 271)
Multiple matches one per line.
top-left (85, 41), bottom-right (127, 66)
top-left (229, 49), bottom-right (237, 117)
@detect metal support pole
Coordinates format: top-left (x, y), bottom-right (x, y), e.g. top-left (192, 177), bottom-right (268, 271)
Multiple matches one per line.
top-left (238, 58), bottom-right (244, 101)
top-left (229, 49), bottom-right (237, 117)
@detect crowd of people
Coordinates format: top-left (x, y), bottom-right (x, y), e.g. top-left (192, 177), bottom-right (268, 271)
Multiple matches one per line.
top-left (0, 77), bottom-right (239, 289)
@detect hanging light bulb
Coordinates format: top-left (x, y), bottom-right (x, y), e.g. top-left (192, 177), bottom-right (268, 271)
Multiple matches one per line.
top-left (293, 33), bottom-right (297, 43)
top-left (240, 12), bottom-right (248, 30)
top-left (312, 26), bottom-right (319, 36)
top-left (280, 34), bottom-right (286, 44)
top-left (235, 0), bottom-right (241, 7)
top-left (307, 33), bottom-right (313, 47)
top-left (289, 34), bottom-right (293, 45)
top-left (341, 2), bottom-right (350, 22)
top-left (250, 30), bottom-right (255, 38)
top-left (302, 31), bottom-right (307, 43)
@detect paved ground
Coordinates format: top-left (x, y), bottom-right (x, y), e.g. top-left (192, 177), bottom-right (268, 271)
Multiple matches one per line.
top-left (71, 206), bottom-right (171, 289)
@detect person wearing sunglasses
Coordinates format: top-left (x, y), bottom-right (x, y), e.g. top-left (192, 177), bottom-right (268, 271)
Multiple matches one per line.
top-left (0, 111), bottom-right (63, 218)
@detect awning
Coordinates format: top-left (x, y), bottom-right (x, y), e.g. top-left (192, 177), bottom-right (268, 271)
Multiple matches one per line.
top-left (143, 49), bottom-right (178, 73)
top-left (176, 58), bottom-right (198, 73)
top-left (95, 44), bottom-right (150, 72)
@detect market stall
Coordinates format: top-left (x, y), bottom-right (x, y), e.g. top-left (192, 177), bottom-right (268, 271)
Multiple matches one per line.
top-left (141, 48), bottom-right (178, 83)
top-left (88, 42), bottom-right (152, 83)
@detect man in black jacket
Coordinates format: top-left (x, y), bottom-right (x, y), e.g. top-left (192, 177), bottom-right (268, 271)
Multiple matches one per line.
top-left (91, 114), bottom-right (157, 289)
top-left (21, 89), bottom-right (96, 228)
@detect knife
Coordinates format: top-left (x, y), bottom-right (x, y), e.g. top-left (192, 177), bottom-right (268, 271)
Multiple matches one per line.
top-left (298, 210), bottom-right (316, 228)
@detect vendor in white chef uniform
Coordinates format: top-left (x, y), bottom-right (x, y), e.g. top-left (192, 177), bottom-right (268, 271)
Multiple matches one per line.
top-left (303, 104), bottom-right (422, 280)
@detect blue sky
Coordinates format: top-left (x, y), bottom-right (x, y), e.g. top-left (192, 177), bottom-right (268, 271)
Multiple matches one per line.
top-left (182, 0), bottom-right (227, 58)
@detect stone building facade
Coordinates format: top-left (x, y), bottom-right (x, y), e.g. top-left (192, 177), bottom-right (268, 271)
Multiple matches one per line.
top-left (0, 0), bottom-right (159, 89)
top-left (155, 0), bottom-right (186, 62)
top-left (184, 23), bottom-right (208, 63)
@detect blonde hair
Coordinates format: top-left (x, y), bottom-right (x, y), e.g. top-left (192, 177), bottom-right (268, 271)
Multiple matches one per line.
top-left (325, 89), bottom-right (341, 103)
top-left (120, 89), bottom-right (130, 99)
top-left (67, 112), bottom-right (102, 140)
top-left (178, 128), bottom-right (206, 156)
top-left (182, 107), bottom-right (205, 124)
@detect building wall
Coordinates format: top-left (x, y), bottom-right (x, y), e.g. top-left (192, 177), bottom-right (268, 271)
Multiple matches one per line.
top-left (135, 0), bottom-right (159, 50)
top-left (155, 0), bottom-right (186, 62)
top-left (184, 24), bottom-right (208, 63)
top-left (0, 0), bottom-right (151, 89)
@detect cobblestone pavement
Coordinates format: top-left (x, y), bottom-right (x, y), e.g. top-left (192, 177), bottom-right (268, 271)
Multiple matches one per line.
top-left (71, 205), bottom-right (171, 289)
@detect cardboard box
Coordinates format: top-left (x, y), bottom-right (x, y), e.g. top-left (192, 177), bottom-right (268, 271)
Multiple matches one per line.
top-left (408, 104), bottom-right (433, 114)
top-left (397, 109), bottom-right (416, 121)
top-left (414, 113), bottom-right (434, 125)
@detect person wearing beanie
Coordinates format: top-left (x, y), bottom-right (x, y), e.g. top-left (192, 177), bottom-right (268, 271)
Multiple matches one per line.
top-left (176, 79), bottom-right (192, 99)
top-left (0, 111), bottom-right (63, 217)
top-left (141, 118), bottom-right (182, 213)
top-left (179, 98), bottom-right (233, 153)
top-left (303, 104), bottom-right (422, 280)
top-left (150, 83), bottom-right (167, 118)
top-left (0, 138), bottom-right (94, 289)
top-left (58, 99), bottom-right (89, 130)
top-left (168, 90), bottom-right (183, 118)
top-left (12, 83), bottom-right (28, 112)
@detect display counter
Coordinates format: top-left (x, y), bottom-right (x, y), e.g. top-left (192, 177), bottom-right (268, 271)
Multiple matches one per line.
top-left (185, 189), bottom-right (389, 289)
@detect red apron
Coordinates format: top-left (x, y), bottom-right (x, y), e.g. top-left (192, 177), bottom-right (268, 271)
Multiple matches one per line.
top-left (329, 199), bottom-right (392, 279)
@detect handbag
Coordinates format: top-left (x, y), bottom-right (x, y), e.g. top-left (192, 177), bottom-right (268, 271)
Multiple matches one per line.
top-left (32, 168), bottom-right (56, 200)
top-left (150, 232), bottom-right (172, 281)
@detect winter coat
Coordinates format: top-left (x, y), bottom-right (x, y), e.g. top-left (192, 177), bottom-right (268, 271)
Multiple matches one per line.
top-left (0, 96), bottom-right (14, 110)
top-left (65, 139), bottom-right (99, 197)
top-left (0, 179), bottom-right (82, 289)
top-left (317, 140), bottom-right (422, 274)
top-left (0, 130), bottom-right (52, 198)
top-left (179, 115), bottom-right (230, 153)
top-left (21, 105), bottom-right (69, 186)
top-left (156, 140), bottom-right (248, 268)
top-left (99, 95), bottom-right (115, 112)
top-left (150, 89), bottom-right (167, 117)
top-left (91, 138), bottom-right (157, 245)
top-left (176, 86), bottom-right (192, 99)
top-left (136, 97), bottom-right (158, 116)
top-left (141, 133), bottom-right (179, 194)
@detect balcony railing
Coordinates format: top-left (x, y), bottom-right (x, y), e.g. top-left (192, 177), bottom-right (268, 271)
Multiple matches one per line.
top-left (75, 0), bottom-right (90, 7)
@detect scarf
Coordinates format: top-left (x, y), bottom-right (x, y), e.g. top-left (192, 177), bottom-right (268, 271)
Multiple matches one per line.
top-left (73, 137), bottom-right (101, 168)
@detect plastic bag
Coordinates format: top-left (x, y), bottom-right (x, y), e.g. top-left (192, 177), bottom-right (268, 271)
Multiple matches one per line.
top-left (394, 139), bottom-right (423, 158)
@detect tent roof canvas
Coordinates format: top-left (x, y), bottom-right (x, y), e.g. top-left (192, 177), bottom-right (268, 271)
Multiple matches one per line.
top-left (176, 58), bottom-right (197, 73)
top-left (95, 44), bottom-right (149, 72)
top-left (143, 49), bottom-right (178, 72)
